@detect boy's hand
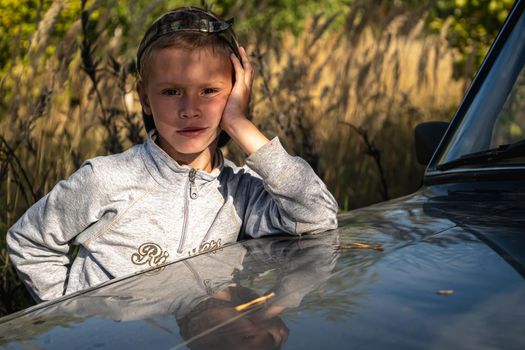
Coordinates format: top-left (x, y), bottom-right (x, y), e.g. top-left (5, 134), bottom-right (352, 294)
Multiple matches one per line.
top-left (221, 47), bottom-right (253, 124)
top-left (221, 47), bottom-right (269, 155)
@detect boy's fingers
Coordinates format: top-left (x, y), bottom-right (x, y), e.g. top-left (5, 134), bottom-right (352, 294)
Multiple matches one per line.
top-left (230, 53), bottom-right (245, 89)
top-left (240, 47), bottom-right (254, 86)
top-left (239, 47), bottom-right (253, 86)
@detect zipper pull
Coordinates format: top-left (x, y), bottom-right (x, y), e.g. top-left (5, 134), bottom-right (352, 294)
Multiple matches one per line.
top-left (189, 168), bottom-right (198, 199)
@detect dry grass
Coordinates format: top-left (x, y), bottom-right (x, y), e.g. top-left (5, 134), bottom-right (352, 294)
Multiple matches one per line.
top-left (244, 12), bottom-right (465, 208)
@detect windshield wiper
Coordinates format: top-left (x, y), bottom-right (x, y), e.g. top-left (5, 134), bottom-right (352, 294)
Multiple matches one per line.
top-left (437, 139), bottom-right (525, 171)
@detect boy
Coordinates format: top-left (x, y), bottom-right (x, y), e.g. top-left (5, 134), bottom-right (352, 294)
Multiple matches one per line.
top-left (7, 7), bottom-right (338, 303)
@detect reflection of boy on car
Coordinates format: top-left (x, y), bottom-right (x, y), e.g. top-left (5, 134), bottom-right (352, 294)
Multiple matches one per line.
top-left (7, 7), bottom-right (338, 303)
top-left (179, 235), bottom-right (339, 349)
top-left (31, 232), bottom-right (339, 350)
top-left (179, 285), bottom-right (289, 349)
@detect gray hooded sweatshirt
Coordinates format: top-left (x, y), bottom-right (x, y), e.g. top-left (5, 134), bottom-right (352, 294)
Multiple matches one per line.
top-left (7, 132), bottom-right (338, 302)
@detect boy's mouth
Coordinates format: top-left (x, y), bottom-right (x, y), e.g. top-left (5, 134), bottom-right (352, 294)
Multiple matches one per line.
top-left (177, 127), bottom-right (208, 137)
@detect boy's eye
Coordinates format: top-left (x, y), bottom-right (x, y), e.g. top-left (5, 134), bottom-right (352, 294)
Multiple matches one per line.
top-left (202, 88), bottom-right (218, 95)
top-left (162, 88), bottom-right (181, 96)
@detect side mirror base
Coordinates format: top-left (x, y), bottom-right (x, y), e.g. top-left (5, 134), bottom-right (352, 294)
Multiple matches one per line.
top-left (414, 122), bottom-right (449, 166)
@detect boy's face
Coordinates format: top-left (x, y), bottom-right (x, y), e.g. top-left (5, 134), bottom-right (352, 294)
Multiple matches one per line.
top-left (186, 305), bottom-right (288, 349)
top-left (138, 47), bottom-right (232, 162)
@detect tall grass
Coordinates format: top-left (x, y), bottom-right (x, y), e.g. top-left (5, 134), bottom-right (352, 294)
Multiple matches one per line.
top-left (245, 8), bottom-right (464, 208)
top-left (0, 1), bottom-right (469, 314)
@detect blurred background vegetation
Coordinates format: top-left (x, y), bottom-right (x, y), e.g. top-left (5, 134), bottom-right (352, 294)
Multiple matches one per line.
top-left (0, 0), bottom-right (515, 315)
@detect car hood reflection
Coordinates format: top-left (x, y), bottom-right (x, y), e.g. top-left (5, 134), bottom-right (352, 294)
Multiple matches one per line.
top-left (1, 184), bottom-right (525, 349)
top-left (0, 233), bottom-right (340, 349)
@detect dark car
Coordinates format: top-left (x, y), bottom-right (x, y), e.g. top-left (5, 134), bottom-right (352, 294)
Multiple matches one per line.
top-left (1, 1), bottom-right (524, 349)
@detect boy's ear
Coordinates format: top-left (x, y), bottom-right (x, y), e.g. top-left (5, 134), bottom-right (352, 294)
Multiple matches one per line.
top-left (137, 81), bottom-right (152, 115)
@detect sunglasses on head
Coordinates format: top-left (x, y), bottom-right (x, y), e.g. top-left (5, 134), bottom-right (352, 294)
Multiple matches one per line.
top-left (137, 7), bottom-right (240, 71)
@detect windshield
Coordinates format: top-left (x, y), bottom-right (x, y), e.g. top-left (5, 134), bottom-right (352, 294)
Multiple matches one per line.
top-left (436, 7), bottom-right (525, 169)
top-left (491, 66), bottom-right (525, 147)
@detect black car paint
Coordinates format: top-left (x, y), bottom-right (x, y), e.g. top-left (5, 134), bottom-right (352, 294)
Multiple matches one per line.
top-left (0, 181), bottom-right (524, 349)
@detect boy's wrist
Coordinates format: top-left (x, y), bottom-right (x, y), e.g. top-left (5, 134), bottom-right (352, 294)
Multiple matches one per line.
top-left (222, 117), bottom-right (269, 155)
top-left (220, 114), bottom-right (247, 131)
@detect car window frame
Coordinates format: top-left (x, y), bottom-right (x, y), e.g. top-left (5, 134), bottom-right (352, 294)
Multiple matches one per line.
top-left (424, 0), bottom-right (525, 184)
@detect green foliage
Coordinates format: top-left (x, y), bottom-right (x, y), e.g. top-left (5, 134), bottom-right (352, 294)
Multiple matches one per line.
top-left (208, 0), bottom-right (351, 36)
top-left (0, 0), bottom-right (81, 73)
top-left (0, 0), bottom-right (39, 72)
top-left (0, 0), bottom-right (515, 76)
top-left (0, 0), bottom-right (43, 72)
top-left (0, 0), bottom-right (351, 74)
top-left (427, 0), bottom-right (515, 75)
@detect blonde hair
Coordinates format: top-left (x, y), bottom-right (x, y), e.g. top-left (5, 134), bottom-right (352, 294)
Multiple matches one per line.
top-left (138, 32), bottom-right (234, 85)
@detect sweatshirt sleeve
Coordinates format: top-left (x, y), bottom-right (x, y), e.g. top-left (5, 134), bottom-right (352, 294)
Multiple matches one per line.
top-left (240, 137), bottom-right (338, 238)
top-left (6, 160), bottom-right (105, 302)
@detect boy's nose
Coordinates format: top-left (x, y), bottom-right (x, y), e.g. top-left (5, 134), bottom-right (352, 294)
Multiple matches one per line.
top-left (179, 95), bottom-right (201, 119)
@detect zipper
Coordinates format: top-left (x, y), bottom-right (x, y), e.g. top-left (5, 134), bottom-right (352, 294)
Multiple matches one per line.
top-left (189, 168), bottom-right (198, 199)
top-left (177, 168), bottom-right (198, 254)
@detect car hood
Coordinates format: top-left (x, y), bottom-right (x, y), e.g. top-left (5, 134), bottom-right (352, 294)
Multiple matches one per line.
top-left (0, 183), bottom-right (524, 349)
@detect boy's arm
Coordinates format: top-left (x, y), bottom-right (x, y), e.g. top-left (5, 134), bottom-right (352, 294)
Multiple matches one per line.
top-left (7, 161), bottom-right (102, 302)
top-left (240, 137), bottom-right (338, 237)
top-left (221, 48), bottom-right (338, 237)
